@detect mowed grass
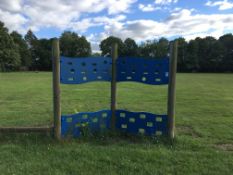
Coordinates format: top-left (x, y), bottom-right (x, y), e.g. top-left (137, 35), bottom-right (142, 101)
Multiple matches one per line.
top-left (0, 72), bottom-right (233, 175)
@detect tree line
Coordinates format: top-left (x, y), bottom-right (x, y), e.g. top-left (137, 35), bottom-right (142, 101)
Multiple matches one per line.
top-left (0, 21), bottom-right (232, 72)
top-left (0, 21), bottom-right (91, 71)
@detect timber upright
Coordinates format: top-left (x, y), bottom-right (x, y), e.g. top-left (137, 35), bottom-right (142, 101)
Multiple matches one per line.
top-left (168, 41), bottom-right (178, 139)
top-left (51, 38), bottom-right (178, 140)
top-left (52, 38), bottom-right (61, 140)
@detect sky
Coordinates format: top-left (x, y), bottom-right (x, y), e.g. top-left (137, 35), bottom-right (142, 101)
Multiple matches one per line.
top-left (0, 0), bottom-right (233, 52)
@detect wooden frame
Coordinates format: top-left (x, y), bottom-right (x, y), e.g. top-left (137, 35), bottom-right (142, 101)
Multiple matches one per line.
top-left (111, 43), bottom-right (118, 129)
top-left (167, 40), bottom-right (178, 139)
top-left (110, 41), bottom-right (178, 139)
top-left (0, 39), bottom-right (178, 140)
top-left (52, 38), bottom-right (61, 140)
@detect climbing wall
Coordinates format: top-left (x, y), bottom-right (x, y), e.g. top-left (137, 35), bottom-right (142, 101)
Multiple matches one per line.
top-left (60, 56), bottom-right (169, 138)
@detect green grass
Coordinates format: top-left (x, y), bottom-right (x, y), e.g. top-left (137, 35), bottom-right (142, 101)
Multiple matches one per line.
top-left (0, 72), bottom-right (233, 175)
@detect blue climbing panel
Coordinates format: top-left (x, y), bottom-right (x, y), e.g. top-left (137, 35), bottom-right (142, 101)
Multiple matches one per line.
top-left (61, 110), bottom-right (167, 138)
top-left (116, 110), bottom-right (167, 136)
top-left (60, 56), bottom-right (169, 85)
top-left (117, 57), bottom-right (169, 85)
top-left (61, 110), bottom-right (111, 138)
top-left (60, 56), bottom-right (112, 84)
top-left (59, 56), bottom-right (170, 138)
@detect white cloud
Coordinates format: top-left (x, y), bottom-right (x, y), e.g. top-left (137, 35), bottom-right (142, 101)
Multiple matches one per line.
top-left (69, 19), bottom-right (94, 33)
top-left (88, 7), bottom-right (232, 52)
top-left (69, 15), bottom-right (126, 33)
top-left (205, 0), bottom-right (233, 10)
top-left (138, 4), bottom-right (160, 12)
top-left (0, 0), bottom-right (137, 33)
top-left (0, 0), bottom-right (232, 52)
top-left (97, 9), bottom-right (233, 43)
top-left (0, 0), bottom-right (22, 12)
top-left (23, 0), bottom-right (136, 31)
top-left (87, 33), bottom-right (107, 52)
top-left (154, 0), bottom-right (178, 5)
top-left (71, 15), bottom-right (127, 51)
top-left (0, 9), bottom-right (27, 33)
top-left (107, 0), bottom-right (137, 14)
top-left (138, 0), bottom-right (178, 12)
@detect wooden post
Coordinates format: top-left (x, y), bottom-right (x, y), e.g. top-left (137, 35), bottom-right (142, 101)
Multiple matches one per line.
top-left (52, 38), bottom-right (61, 140)
top-left (111, 43), bottom-right (118, 129)
top-left (167, 40), bottom-right (178, 139)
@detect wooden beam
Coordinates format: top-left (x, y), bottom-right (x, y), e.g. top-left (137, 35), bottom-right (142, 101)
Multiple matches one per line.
top-left (52, 38), bottom-right (61, 140)
top-left (0, 126), bottom-right (53, 133)
top-left (167, 40), bottom-right (178, 139)
top-left (111, 43), bottom-right (118, 129)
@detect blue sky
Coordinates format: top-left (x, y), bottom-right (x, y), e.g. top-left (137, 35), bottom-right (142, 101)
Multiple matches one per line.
top-left (0, 0), bottom-right (232, 51)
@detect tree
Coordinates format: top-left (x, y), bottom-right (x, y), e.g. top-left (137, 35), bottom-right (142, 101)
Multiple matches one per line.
top-left (156, 37), bottom-right (169, 57)
top-left (123, 38), bottom-right (138, 56)
top-left (185, 39), bottom-right (200, 72)
top-left (76, 36), bottom-right (91, 57)
top-left (91, 52), bottom-right (101, 57)
top-left (35, 39), bottom-right (52, 70)
top-left (175, 37), bottom-right (188, 72)
top-left (138, 38), bottom-right (168, 58)
top-left (99, 36), bottom-right (124, 56)
top-left (10, 31), bottom-right (31, 68)
top-left (196, 36), bottom-right (216, 72)
top-left (139, 40), bottom-right (158, 58)
top-left (219, 33), bottom-right (233, 72)
top-left (209, 41), bottom-right (225, 72)
top-left (99, 34), bottom-right (233, 73)
top-left (60, 31), bottom-right (91, 57)
top-left (24, 29), bottom-right (38, 49)
top-left (24, 30), bottom-right (39, 70)
top-left (0, 21), bottom-right (21, 71)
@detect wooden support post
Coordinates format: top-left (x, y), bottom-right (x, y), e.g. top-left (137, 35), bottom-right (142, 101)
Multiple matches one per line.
top-left (52, 38), bottom-right (61, 140)
top-left (167, 40), bottom-right (178, 139)
top-left (111, 43), bottom-right (118, 129)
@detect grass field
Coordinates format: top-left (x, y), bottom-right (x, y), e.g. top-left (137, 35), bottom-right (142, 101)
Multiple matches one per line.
top-left (0, 72), bottom-right (233, 175)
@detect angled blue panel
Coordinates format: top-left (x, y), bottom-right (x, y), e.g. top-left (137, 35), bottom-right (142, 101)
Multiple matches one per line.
top-left (61, 109), bottom-right (168, 138)
top-left (116, 57), bottom-right (169, 85)
top-left (61, 110), bottom-right (111, 138)
top-left (60, 56), bottom-right (112, 84)
top-left (116, 110), bottom-right (168, 136)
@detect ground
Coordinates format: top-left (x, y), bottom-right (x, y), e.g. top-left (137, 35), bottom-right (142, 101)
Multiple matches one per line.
top-left (0, 72), bottom-right (232, 175)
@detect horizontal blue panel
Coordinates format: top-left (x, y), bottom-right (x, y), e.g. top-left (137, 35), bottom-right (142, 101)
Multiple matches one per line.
top-left (60, 56), bottom-right (169, 85)
top-left (117, 57), bottom-right (169, 85)
top-left (61, 109), bottom-right (168, 138)
top-left (116, 110), bottom-right (168, 136)
top-left (60, 56), bottom-right (112, 84)
top-left (61, 110), bottom-right (111, 138)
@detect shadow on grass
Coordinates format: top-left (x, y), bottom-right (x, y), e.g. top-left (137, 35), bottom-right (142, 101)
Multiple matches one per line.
top-left (0, 132), bottom-right (55, 145)
top-left (0, 130), bottom-right (176, 149)
top-left (75, 131), bottom-right (176, 146)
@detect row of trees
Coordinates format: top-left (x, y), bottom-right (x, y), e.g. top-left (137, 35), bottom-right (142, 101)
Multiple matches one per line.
top-left (0, 21), bottom-right (91, 71)
top-left (176, 36), bottom-right (233, 72)
top-left (100, 36), bottom-right (169, 58)
top-left (100, 35), bottom-right (233, 72)
top-left (0, 21), bottom-right (232, 72)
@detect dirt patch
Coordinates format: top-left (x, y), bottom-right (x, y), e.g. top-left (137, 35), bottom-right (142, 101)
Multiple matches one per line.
top-left (214, 143), bottom-right (233, 151)
top-left (177, 125), bottom-right (202, 138)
